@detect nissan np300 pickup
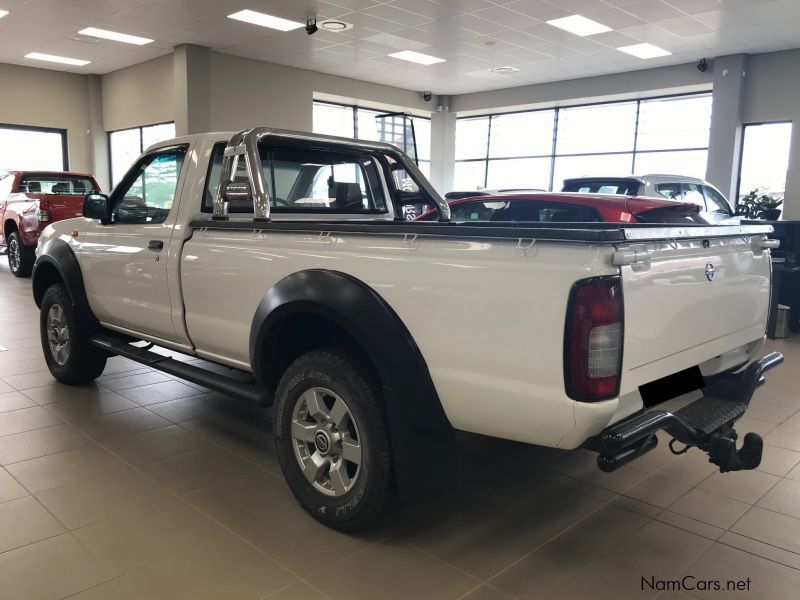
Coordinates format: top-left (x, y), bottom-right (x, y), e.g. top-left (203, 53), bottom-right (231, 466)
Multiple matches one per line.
top-left (32, 128), bottom-right (781, 530)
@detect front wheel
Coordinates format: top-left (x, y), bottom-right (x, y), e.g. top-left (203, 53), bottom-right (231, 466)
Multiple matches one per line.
top-left (40, 283), bottom-right (107, 384)
top-left (7, 231), bottom-right (35, 277)
top-left (274, 349), bottom-right (392, 531)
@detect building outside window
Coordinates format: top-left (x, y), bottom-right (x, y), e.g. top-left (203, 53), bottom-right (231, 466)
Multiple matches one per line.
top-left (454, 93), bottom-right (713, 192)
top-left (0, 125), bottom-right (67, 172)
top-left (738, 121), bottom-right (793, 201)
top-left (109, 122), bottom-right (176, 187)
top-left (313, 101), bottom-right (431, 178)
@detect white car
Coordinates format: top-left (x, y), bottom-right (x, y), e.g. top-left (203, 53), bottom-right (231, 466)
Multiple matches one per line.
top-left (562, 174), bottom-right (735, 223)
top-left (33, 129), bottom-right (780, 530)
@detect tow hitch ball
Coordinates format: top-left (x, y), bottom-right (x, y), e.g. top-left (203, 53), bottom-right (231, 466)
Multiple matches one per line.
top-left (704, 426), bottom-right (763, 472)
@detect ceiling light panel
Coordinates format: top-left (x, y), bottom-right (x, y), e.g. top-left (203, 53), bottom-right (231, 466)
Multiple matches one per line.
top-left (0, 9), bottom-right (8, 18)
top-left (25, 52), bottom-right (90, 66)
top-left (388, 50), bottom-right (446, 65)
top-left (546, 15), bottom-right (612, 37)
top-left (78, 27), bottom-right (153, 45)
top-left (617, 43), bottom-right (671, 59)
top-left (227, 9), bottom-right (303, 31)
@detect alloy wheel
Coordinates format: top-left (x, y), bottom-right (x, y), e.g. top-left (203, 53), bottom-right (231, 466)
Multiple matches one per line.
top-left (290, 386), bottom-right (362, 497)
top-left (46, 304), bottom-right (71, 365)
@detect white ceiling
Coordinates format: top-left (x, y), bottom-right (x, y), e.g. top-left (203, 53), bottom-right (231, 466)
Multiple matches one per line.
top-left (0, 0), bottom-right (799, 94)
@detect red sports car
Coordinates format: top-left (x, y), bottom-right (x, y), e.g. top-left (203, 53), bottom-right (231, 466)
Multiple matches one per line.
top-left (415, 192), bottom-right (706, 224)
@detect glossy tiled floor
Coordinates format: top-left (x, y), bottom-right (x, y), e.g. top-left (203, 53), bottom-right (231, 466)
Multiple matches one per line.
top-left (2, 262), bottom-right (800, 600)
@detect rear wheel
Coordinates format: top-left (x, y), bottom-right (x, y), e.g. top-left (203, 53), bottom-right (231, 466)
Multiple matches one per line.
top-left (40, 283), bottom-right (107, 384)
top-left (8, 231), bottom-right (34, 277)
top-left (274, 349), bottom-right (392, 531)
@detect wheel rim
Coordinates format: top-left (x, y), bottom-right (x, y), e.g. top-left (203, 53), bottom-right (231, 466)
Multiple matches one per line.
top-left (290, 386), bottom-right (362, 497)
top-left (46, 304), bottom-right (71, 366)
top-left (8, 237), bottom-right (19, 272)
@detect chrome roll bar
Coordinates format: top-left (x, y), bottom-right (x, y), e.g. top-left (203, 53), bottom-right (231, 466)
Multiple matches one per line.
top-left (212, 127), bottom-right (450, 222)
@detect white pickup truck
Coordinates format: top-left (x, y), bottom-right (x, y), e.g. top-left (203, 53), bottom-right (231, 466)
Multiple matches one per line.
top-left (32, 128), bottom-right (782, 530)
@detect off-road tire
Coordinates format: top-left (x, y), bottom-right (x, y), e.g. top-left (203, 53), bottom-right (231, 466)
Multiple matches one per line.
top-left (274, 348), bottom-right (392, 531)
top-left (40, 283), bottom-right (107, 384)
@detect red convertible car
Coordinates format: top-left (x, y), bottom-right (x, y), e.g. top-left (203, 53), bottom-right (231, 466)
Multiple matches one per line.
top-left (416, 192), bottom-right (706, 224)
top-left (0, 171), bottom-right (100, 277)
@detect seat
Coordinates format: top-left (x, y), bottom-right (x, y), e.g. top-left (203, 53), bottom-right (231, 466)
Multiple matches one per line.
top-left (24, 181), bottom-right (41, 193)
top-left (51, 182), bottom-right (71, 194)
top-left (334, 182), bottom-right (364, 210)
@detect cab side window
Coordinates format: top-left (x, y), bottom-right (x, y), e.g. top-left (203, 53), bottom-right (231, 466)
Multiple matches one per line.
top-left (656, 183), bottom-right (683, 201)
top-left (113, 147), bottom-right (187, 224)
top-left (681, 183), bottom-right (707, 210)
top-left (703, 186), bottom-right (732, 215)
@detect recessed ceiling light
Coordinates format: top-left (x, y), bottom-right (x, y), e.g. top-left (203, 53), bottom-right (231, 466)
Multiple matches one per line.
top-left (78, 27), bottom-right (153, 45)
top-left (491, 66), bottom-right (519, 73)
top-left (227, 9), bottom-right (303, 32)
top-left (0, 9), bottom-right (8, 18)
top-left (25, 52), bottom-right (90, 66)
top-left (388, 50), bottom-right (446, 65)
top-left (617, 43), bottom-right (671, 59)
top-left (546, 15), bottom-right (611, 37)
top-left (320, 19), bottom-right (352, 32)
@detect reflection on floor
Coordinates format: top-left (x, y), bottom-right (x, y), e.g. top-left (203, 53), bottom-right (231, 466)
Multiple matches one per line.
top-left (1, 261), bottom-right (800, 599)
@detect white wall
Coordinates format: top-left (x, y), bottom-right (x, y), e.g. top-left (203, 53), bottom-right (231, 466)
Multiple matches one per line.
top-left (0, 63), bottom-right (93, 173)
top-left (451, 63), bottom-right (712, 115)
top-left (206, 51), bottom-right (433, 134)
top-left (101, 54), bottom-right (174, 132)
top-left (741, 50), bottom-right (800, 218)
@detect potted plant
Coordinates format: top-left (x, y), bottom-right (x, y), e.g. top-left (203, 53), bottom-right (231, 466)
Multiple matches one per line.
top-left (737, 188), bottom-right (782, 220)
top-left (759, 195), bottom-right (783, 220)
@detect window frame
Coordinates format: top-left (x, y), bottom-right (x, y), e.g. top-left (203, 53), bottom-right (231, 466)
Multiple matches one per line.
top-left (736, 120), bottom-right (793, 203)
top-left (313, 100), bottom-right (431, 172)
top-left (109, 144), bottom-right (188, 225)
top-left (200, 141), bottom-right (391, 216)
top-left (454, 91), bottom-right (712, 192)
top-left (108, 121), bottom-right (176, 189)
top-left (0, 123), bottom-right (68, 171)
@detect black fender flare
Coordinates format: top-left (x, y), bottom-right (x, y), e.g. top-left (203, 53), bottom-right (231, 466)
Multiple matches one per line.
top-left (250, 269), bottom-right (456, 499)
top-left (32, 240), bottom-right (97, 325)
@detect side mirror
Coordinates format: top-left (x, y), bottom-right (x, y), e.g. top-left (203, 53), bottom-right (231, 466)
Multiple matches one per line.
top-left (83, 193), bottom-right (109, 220)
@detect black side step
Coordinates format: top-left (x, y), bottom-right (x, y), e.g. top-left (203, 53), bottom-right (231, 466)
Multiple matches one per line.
top-left (91, 332), bottom-right (271, 405)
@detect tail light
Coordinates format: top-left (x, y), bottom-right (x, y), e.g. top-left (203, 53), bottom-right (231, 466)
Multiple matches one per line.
top-left (36, 199), bottom-right (52, 222)
top-left (564, 276), bottom-right (624, 402)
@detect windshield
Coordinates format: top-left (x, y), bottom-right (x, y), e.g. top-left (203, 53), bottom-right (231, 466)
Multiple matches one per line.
top-left (19, 174), bottom-right (96, 195)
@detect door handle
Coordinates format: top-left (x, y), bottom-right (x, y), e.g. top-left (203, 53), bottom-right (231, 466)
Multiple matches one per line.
top-left (148, 240), bottom-right (164, 251)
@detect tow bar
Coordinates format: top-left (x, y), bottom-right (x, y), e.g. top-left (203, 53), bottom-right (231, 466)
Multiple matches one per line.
top-left (597, 352), bottom-right (783, 473)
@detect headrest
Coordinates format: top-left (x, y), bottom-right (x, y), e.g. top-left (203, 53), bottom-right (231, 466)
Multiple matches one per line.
top-left (335, 182), bottom-right (363, 210)
top-left (24, 181), bottom-right (41, 193)
top-left (51, 182), bottom-right (71, 193)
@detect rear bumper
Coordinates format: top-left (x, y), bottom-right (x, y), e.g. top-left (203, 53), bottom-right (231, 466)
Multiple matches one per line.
top-left (595, 352), bottom-right (783, 473)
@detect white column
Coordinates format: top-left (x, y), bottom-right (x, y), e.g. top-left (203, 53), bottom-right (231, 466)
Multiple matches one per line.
top-left (86, 74), bottom-right (110, 190)
top-left (429, 99), bottom-right (456, 194)
top-left (173, 45), bottom-right (210, 136)
top-left (705, 54), bottom-right (748, 202)
top-left (782, 124), bottom-right (800, 220)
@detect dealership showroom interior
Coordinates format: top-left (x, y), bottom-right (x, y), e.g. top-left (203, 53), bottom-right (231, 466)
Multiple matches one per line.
top-left (3, 0), bottom-right (800, 598)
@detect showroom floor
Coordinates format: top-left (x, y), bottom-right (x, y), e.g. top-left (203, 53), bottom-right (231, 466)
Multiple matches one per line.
top-left (1, 263), bottom-right (800, 600)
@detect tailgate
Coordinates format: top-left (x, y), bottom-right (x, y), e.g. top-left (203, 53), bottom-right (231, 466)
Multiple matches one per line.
top-left (618, 232), bottom-right (772, 394)
top-left (47, 194), bottom-right (85, 220)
